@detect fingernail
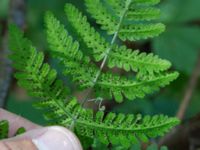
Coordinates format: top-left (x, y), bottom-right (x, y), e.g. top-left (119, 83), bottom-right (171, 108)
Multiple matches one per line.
top-left (32, 126), bottom-right (82, 150)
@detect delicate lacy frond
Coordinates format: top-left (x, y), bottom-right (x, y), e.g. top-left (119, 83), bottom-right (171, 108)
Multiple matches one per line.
top-left (119, 23), bottom-right (165, 41)
top-left (94, 72), bottom-right (178, 102)
top-left (107, 0), bottom-right (161, 21)
top-left (62, 59), bottom-right (178, 103)
top-left (131, 0), bottom-right (160, 6)
top-left (45, 11), bottom-right (84, 62)
top-left (125, 7), bottom-right (160, 21)
top-left (109, 0), bottom-right (161, 9)
top-left (9, 0), bottom-right (180, 147)
top-left (9, 25), bottom-right (179, 147)
top-left (58, 99), bottom-right (180, 147)
top-left (61, 57), bottom-right (178, 103)
top-left (0, 120), bottom-right (8, 140)
top-left (65, 4), bottom-right (171, 75)
top-left (85, 0), bottom-right (165, 41)
top-left (45, 12), bottom-right (178, 102)
top-left (9, 24), bottom-right (72, 120)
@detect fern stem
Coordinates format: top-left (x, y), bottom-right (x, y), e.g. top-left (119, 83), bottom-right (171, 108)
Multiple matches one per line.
top-left (73, 117), bottom-right (177, 132)
top-left (92, 0), bottom-right (132, 85)
top-left (70, 0), bottom-right (132, 129)
top-left (83, 0), bottom-right (132, 104)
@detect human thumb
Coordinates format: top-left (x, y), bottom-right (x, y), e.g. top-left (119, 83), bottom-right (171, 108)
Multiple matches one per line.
top-left (0, 126), bottom-right (83, 150)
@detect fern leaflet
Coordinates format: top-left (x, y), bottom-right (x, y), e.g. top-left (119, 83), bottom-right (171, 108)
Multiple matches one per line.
top-left (45, 12), bottom-right (178, 102)
top-left (57, 99), bottom-right (179, 147)
top-left (64, 4), bottom-right (171, 75)
top-left (0, 120), bottom-right (8, 140)
top-left (85, 0), bottom-right (165, 41)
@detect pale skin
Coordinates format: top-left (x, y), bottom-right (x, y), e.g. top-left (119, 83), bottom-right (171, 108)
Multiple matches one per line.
top-left (0, 109), bottom-right (39, 150)
top-left (0, 109), bottom-right (82, 150)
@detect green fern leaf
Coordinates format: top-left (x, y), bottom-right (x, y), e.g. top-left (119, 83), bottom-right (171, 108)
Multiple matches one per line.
top-left (85, 0), bottom-right (165, 41)
top-left (64, 4), bottom-right (171, 75)
top-left (14, 127), bottom-right (26, 136)
top-left (8, 1), bottom-right (180, 147)
top-left (45, 12), bottom-right (178, 102)
top-left (9, 24), bottom-right (72, 120)
top-left (63, 59), bottom-right (178, 103)
top-left (8, 26), bottom-right (178, 147)
top-left (0, 120), bottom-right (26, 139)
top-left (111, 0), bottom-right (160, 8)
top-left (107, 0), bottom-right (161, 21)
top-left (118, 23), bottom-right (165, 41)
top-left (125, 7), bottom-right (160, 21)
top-left (95, 72), bottom-right (179, 102)
top-left (61, 58), bottom-right (178, 102)
top-left (45, 11), bottom-right (84, 61)
top-left (59, 99), bottom-right (180, 147)
top-left (0, 120), bottom-right (8, 140)
top-left (131, 0), bottom-right (160, 5)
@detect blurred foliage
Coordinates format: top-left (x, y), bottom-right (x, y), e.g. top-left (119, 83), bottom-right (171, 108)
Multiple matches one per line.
top-left (0, 0), bottom-right (9, 19)
top-left (26, 0), bottom-right (86, 49)
top-left (152, 0), bottom-right (200, 74)
top-left (6, 93), bottom-right (46, 125)
top-left (0, 25), bottom-right (1, 44)
top-left (0, 0), bottom-right (9, 40)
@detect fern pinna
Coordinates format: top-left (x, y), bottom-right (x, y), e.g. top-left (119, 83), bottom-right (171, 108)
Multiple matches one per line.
top-left (0, 120), bottom-right (26, 140)
top-left (9, 0), bottom-right (179, 148)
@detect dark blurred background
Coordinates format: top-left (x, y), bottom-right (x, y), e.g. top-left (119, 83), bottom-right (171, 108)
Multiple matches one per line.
top-left (1, 0), bottom-right (200, 149)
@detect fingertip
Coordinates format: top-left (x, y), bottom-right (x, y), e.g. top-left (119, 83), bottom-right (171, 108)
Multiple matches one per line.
top-left (32, 126), bottom-right (82, 150)
top-left (0, 108), bottom-right (40, 137)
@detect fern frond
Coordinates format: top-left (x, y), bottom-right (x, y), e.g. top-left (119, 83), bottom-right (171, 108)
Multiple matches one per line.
top-left (64, 4), bottom-right (171, 74)
top-left (63, 63), bottom-right (178, 102)
top-left (85, 0), bottom-right (165, 41)
top-left (125, 7), bottom-right (160, 21)
top-left (111, 0), bottom-right (161, 8)
top-left (45, 11), bottom-right (84, 62)
top-left (119, 23), bottom-right (165, 41)
top-left (45, 12), bottom-right (178, 102)
top-left (94, 72), bottom-right (178, 102)
top-left (8, 1), bottom-right (180, 147)
top-left (51, 48), bottom-right (178, 103)
top-left (58, 99), bottom-right (180, 147)
top-left (8, 26), bottom-right (180, 147)
top-left (0, 120), bottom-right (8, 140)
top-left (106, 0), bottom-right (160, 21)
top-left (131, 0), bottom-right (160, 6)
top-left (9, 24), bottom-right (72, 121)
top-left (62, 58), bottom-right (178, 103)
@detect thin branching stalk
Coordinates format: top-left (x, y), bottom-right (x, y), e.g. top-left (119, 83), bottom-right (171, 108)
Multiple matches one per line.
top-left (70, 0), bottom-right (132, 129)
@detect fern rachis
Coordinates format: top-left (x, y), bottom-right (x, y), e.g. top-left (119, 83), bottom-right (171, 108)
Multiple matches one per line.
top-left (46, 7), bottom-right (178, 103)
top-left (8, 0), bottom-right (180, 148)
